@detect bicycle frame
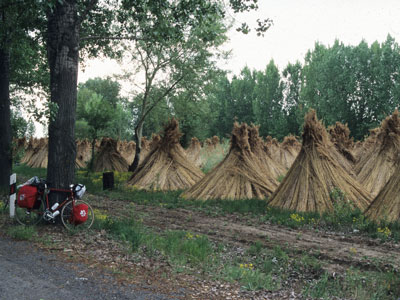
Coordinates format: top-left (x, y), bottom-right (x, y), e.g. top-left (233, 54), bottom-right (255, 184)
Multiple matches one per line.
top-left (14, 179), bottom-right (93, 230)
top-left (39, 186), bottom-right (76, 222)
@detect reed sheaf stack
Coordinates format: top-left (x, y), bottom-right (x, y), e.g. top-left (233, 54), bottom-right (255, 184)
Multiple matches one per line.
top-left (247, 125), bottom-right (285, 180)
top-left (328, 122), bottom-right (356, 164)
top-left (355, 110), bottom-right (400, 196)
top-left (186, 137), bottom-right (203, 167)
top-left (127, 119), bottom-right (204, 191)
top-left (182, 122), bottom-right (279, 200)
top-left (25, 138), bottom-right (48, 168)
top-left (75, 139), bottom-right (92, 169)
top-left (353, 127), bottom-right (381, 162)
top-left (268, 110), bottom-right (372, 213)
top-left (20, 138), bottom-right (38, 165)
top-left (139, 136), bottom-right (150, 164)
top-left (278, 135), bottom-right (301, 169)
top-left (93, 137), bottom-right (129, 172)
top-left (365, 156), bottom-right (400, 222)
top-left (118, 141), bottom-right (136, 165)
top-left (265, 136), bottom-right (281, 164)
top-left (149, 134), bottom-right (161, 152)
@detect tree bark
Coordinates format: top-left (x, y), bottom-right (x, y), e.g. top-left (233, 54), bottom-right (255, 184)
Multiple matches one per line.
top-left (128, 123), bottom-right (143, 172)
top-left (46, 0), bottom-right (79, 202)
top-left (0, 47), bottom-right (12, 194)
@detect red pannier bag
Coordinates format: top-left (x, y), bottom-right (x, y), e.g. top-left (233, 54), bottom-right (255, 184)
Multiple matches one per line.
top-left (72, 203), bottom-right (89, 225)
top-left (17, 185), bottom-right (38, 209)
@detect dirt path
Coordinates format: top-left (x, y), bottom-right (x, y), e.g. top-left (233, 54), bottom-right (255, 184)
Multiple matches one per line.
top-left (0, 235), bottom-right (173, 300)
top-left (92, 196), bottom-right (400, 273)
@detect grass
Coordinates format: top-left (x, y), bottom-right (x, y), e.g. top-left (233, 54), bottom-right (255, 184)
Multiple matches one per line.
top-left (199, 138), bottom-right (230, 173)
top-left (12, 164), bottom-right (400, 243)
top-left (6, 225), bottom-right (37, 240)
top-left (9, 164), bottom-right (400, 298)
top-left (303, 267), bottom-right (400, 300)
top-left (93, 213), bottom-right (400, 298)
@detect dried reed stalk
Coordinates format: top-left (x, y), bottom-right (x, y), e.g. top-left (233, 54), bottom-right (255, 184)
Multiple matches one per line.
top-left (365, 157), bottom-right (400, 222)
top-left (279, 135), bottom-right (301, 169)
top-left (26, 138), bottom-right (48, 168)
top-left (268, 110), bottom-right (372, 213)
top-left (186, 137), bottom-right (203, 167)
top-left (355, 110), bottom-right (400, 196)
top-left (127, 119), bottom-right (204, 191)
top-left (182, 123), bottom-right (279, 200)
top-left (93, 137), bottom-right (129, 172)
top-left (328, 122), bottom-right (356, 164)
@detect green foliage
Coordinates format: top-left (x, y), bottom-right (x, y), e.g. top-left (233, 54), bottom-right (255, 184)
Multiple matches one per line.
top-left (199, 139), bottom-right (229, 173)
top-left (77, 88), bottom-right (115, 139)
top-left (101, 217), bottom-right (146, 251)
top-left (7, 225), bottom-right (37, 241)
top-left (78, 77), bottom-right (122, 108)
top-left (11, 109), bottom-right (35, 139)
top-left (303, 267), bottom-right (400, 300)
top-left (76, 79), bottom-right (134, 141)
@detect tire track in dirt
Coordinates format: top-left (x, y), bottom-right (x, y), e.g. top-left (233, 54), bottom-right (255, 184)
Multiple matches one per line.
top-left (90, 196), bottom-right (400, 273)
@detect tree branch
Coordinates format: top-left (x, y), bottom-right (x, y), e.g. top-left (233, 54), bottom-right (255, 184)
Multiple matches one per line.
top-left (80, 35), bottom-right (141, 41)
top-left (141, 74), bottom-right (185, 122)
top-left (78, 0), bottom-right (99, 25)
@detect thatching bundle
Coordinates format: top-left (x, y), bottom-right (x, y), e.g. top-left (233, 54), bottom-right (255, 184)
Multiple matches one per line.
top-left (138, 136), bottom-right (150, 163)
top-left (211, 135), bottom-right (220, 147)
top-left (186, 137), bottom-right (203, 167)
top-left (268, 110), bottom-right (372, 213)
top-left (364, 158), bottom-right (400, 222)
top-left (355, 110), bottom-right (400, 196)
top-left (279, 135), bottom-right (301, 169)
top-left (353, 127), bottom-right (381, 162)
top-left (20, 138), bottom-right (37, 164)
top-left (127, 119), bottom-right (204, 191)
top-left (119, 141), bottom-right (136, 165)
top-left (265, 136), bottom-right (281, 163)
top-left (75, 139), bottom-right (92, 168)
top-left (182, 122), bottom-right (279, 200)
top-left (149, 134), bottom-right (161, 152)
top-left (248, 125), bottom-right (285, 179)
top-left (328, 122), bottom-right (356, 164)
top-left (26, 138), bottom-right (48, 168)
top-left (93, 138), bottom-right (129, 172)
top-left (204, 138), bottom-right (213, 151)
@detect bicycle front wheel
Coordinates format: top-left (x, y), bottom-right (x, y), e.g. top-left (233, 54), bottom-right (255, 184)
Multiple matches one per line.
top-left (15, 199), bottom-right (44, 226)
top-left (60, 200), bottom-right (94, 231)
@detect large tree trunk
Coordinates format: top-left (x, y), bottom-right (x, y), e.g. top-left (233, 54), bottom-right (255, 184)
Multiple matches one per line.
top-left (46, 0), bottom-right (79, 202)
top-left (128, 123), bottom-right (143, 172)
top-left (0, 47), bottom-right (12, 194)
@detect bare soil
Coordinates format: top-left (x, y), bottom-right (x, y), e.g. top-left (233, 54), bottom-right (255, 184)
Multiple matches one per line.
top-left (2, 193), bottom-right (400, 299)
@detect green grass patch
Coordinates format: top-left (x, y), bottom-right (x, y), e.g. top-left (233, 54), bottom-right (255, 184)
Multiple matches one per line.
top-left (14, 165), bottom-right (400, 243)
top-left (7, 225), bottom-right (37, 240)
top-left (13, 164), bottom-right (46, 182)
top-left (303, 267), bottom-right (400, 300)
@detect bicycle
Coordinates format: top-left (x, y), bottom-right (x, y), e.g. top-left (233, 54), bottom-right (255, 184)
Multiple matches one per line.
top-left (14, 178), bottom-right (94, 231)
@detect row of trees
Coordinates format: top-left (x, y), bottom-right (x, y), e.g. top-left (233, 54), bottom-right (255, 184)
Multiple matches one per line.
top-left (1, 0), bottom-right (266, 194)
top-left (138, 35), bottom-right (400, 142)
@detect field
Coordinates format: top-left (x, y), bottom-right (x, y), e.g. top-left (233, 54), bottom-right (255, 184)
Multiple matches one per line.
top-left (1, 164), bottom-right (399, 299)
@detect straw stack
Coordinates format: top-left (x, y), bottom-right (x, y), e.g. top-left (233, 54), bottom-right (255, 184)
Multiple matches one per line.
top-left (182, 123), bottom-right (279, 200)
top-left (268, 110), bottom-right (372, 213)
top-left (127, 119), bottom-right (204, 191)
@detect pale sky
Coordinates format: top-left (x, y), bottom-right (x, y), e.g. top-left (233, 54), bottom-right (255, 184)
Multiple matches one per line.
top-left (79, 0), bottom-right (400, 82)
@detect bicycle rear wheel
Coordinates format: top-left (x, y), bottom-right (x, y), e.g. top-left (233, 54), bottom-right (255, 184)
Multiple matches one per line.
top-left (60, 200), bottom-right (94, 231)
top-left (15, 199), bottom-right (44, 226)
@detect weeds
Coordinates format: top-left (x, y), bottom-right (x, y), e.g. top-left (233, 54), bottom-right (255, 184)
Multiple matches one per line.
top-left (303, 267), bottom-right (400, 300)
top-left (7, 225), bottom-right (37, 240)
